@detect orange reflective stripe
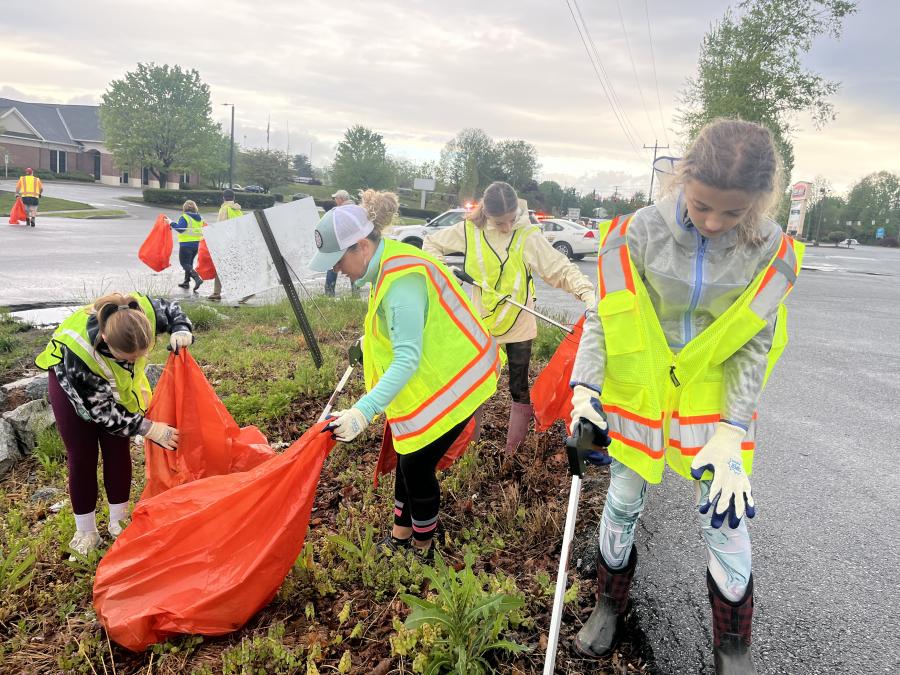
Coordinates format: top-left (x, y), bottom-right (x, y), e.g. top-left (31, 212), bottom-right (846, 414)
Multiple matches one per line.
top-left (597, 214), bottom-right (635, 299)
top-left (610, 430), bottom-right (665, 459)
top-left (604, 403), bottom-right (663, 428)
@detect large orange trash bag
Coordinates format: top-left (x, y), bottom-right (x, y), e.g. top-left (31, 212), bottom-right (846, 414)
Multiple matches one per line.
top-left (374, 417), bottom-right (476, 487)
top-left (94, 421), bottom-right (336, 651)
top-left (532, 315), bottom-right (585, 433)
top-left (141, 351), bottom-right (275, 499)
top-left (138, 214), bottom-right (174, 272)
top-left (195, 239), bottom-right (217, 280)
top-left (8, 196), bottom-right (27, 224)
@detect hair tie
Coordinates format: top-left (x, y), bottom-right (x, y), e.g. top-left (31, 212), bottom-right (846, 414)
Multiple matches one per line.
top-left (118, 304), bottom-right (130, 311)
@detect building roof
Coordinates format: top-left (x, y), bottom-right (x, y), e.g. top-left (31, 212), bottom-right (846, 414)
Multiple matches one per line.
top-left (0, 97), bottom-right (103, 146)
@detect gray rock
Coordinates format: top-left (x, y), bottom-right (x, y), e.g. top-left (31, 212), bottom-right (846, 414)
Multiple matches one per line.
top-left (3, 399), bottom-right (55, 454)
top-left (2, 373), bottom-right (40, 392)
top-left (0, 387), bottom-right (6, 409)
top-left (31, 486), bottom-right (64, 503)
top-left (277, 326), bottom-right (291, 335)
top-left (25, 373), bottom-right (49, 401)
top-left (0, 419), bottom-right (21, 478)
top-left (146, 364), bottom-right (164, 389)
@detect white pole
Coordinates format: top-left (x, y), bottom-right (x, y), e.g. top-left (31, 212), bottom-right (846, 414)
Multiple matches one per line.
top-left (318, 365), bottom-right (354, 422)
top-left (420, 189), bottom-right (427, 210)
top-left (543, 474), bottom-right (583, 674)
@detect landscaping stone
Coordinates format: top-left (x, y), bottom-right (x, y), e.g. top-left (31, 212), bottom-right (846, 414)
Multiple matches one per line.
top-left (25, 373), bottom-right (49, 401)
top-left (2, 372), bottom-right (41, 393)
top-left (31, 486), bottom-right (64, 504)
top-left (0, 419), bottom-right (21, 478)
top-left (3, 399), bottom-right (55, 454)
top-left (0, 387), bottom-right (6, 409)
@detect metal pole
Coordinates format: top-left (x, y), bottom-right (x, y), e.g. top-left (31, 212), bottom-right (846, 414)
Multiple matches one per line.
top-left (318, 365), bottom-right (354, 422)
top-left (228, 105), bottom-right (235, 189)
top-left (544, 473), bottom-right (583, 674)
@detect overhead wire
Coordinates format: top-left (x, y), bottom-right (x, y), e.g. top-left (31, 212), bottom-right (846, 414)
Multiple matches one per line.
top-left (615, 0), bottom-right (659, 141)
top-left (643, 0), bottom-right (670, 145)
top-left (562, 0), bottom-right (645, 160)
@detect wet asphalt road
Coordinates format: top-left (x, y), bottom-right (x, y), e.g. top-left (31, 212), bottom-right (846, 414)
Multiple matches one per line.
top-left (537, 246), bottom-right (900, 674)
top-left (3, 182), bottom-right (898, 672)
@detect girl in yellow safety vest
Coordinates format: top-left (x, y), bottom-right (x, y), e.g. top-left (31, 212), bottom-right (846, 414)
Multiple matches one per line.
top-left (308, 191), bottom-right (501, 558)
top-left (167, 200), bottom-right (206, 292)
top-left (35, 293), bottom-right (193, 558)
top-left (569, 119), bottom-right (803, 672)
top-left (423, 181), bottom-right (594, 453)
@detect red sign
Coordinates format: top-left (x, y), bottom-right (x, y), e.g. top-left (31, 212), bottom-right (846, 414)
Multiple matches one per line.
top-left (791, 182), bottom-right (809, 200)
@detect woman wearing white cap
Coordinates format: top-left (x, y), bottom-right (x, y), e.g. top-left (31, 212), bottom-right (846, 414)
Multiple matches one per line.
top-left (309, 190), bottom-right (501, 557)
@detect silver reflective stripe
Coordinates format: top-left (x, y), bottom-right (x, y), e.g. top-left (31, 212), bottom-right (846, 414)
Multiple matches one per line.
top-left (60, 328), bottom-right (123, 404)
top-left (772, 257), bottom-right (797, 285)
top-left (670, 416), bottom-right (757, 452)
top-left (412, 515), bottom-right (438, 528)
top-left (605, 410), bottom-right (665, 456)
top-left (598, 219), bottom-right (632, 298)
top-left (599, 232), bottom-right (627, 256)
top-left (749, 238), bottom-right (798, 317)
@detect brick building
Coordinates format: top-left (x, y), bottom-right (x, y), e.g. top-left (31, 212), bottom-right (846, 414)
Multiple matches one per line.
top-left (0, 97), bottom-right (198, 189)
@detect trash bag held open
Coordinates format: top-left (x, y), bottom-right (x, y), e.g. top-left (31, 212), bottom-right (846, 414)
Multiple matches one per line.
top-left (195, 239), bottom-right (217, 280)
top-left (138, 214), bottom-right (174, 272)
top-left (531, 315), bottom-right (585, 433)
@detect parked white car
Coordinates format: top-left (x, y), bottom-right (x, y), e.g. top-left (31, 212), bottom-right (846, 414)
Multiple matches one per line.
top-left (539, 219), bottom-right (598, 259)
top-left (385, 208), bottom-right (467, 248)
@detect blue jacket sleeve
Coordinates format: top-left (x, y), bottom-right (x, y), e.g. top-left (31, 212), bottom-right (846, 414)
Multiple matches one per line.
top-left (354, 274), bottom-right (427, 422)
top-left (170, 215), bottom-right (188, 233)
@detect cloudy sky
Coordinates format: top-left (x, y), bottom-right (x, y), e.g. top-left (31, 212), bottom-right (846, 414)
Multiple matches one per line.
top-left (1, 0), bottom-right (895, 194)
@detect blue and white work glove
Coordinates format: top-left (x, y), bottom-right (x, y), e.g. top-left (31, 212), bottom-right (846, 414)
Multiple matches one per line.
top-left (168, 331), bottom-right (193, 355)
top-left (690, 422), bottom-right (756, 529)
top-left (327, 407), bottom-right (369, 442)
top-left (570, 385), bottom-right (612, 465)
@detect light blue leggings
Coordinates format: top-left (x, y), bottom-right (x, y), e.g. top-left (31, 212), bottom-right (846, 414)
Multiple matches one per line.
top-left (599, 460), bottom-right (752, 602)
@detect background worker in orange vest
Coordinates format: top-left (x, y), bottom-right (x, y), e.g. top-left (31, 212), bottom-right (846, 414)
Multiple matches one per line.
top-left (570, 119), bottom-right (801, 673)
top-left (15, 167), bottom-right (43, 227)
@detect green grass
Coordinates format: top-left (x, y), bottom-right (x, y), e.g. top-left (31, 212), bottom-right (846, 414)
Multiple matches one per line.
top-left (54, 209), bottom-right (129, 219)
top-left (0, 311), bottom-right (51, 383)
top-left (0, 189), bottom-right (93, 214)
top-left (272, 183), bottom-right (448, 212)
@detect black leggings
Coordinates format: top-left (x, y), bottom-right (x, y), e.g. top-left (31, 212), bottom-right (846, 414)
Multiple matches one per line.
top-left (506, 340), bottom-right (533, 404)
top-left (394, 416), bottom-right (471, 542)
top-left (178, 242), bottom-right (199, 273)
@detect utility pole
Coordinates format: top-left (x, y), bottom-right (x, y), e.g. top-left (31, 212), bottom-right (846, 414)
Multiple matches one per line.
top-left (814, 187), bottom-right (829, 243)
top-left (612, 186), bottom-right (621, 217)
top-left (222, 103), bottom-right (235, 189)
top-left (266, 115), bottom-right (271, 151)
top-left (644, 140), bottom-right (670, 205)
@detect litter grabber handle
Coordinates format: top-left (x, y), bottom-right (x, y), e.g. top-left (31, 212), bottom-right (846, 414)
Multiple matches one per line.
top-left (451, 267), bottom-right (574, 334)
top-left (318, 365), bottom-right (354, 423)
top-left (565, 419), bottom-right (613, 477)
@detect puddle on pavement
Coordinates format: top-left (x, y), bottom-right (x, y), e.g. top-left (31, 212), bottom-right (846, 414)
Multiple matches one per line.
top-left (9, 305), bottom-right (79, 327)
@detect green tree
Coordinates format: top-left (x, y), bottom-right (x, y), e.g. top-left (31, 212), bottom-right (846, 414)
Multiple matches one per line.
top-left (679, 0), bottom-right (856, 184)
top-left (538, 181), bottom-right (565, 215)
top-left (238, 149), bottom-right (293, 191)
top-left (292, 154), bottom-right (313, 176)
top-left (495, 140), bottom-right (540, 192)
top-left (440, 128), bottom-right (498, 193)
top-left (331, 125), bottom-right (394, 192)
top-left (100, 63), bottom-right (219, 185)
top-left (197, 129), bottom-right (233, 189)
top-left (458, 155), bottom-right (480, 203)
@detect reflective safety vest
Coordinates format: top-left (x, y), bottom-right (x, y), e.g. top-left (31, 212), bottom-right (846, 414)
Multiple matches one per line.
top-left (17, 175), bottom-right (42, 198)
top-left (595, 215), bottom-right (804, 483)
top-left (35, 294), bottom-right (157, 415)
top-left (222, 204), bottom-right (242, 219)
top-left (363, 239), bottom-right (501, 454)
top-left (177, 214), bottom-right (205, 243)
top-left (463, 221), bottom-right (539, 337)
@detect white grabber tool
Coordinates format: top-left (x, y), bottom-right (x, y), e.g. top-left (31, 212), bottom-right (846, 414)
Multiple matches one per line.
top-left (543, 419), bottom-right (613, 674)
top-left (317, 338), bottom-right (363, 422)
top-left (451, 267), bottom-right (573, 334)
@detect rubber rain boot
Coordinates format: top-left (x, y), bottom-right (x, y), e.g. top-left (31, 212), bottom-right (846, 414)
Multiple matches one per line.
top-left (574, 547), bottom-right (637, 658)
top-left (190, 270), bottom-right (203, 292)
top-left (178, 271), bottom-right (191, 289)
top-left (504, 401), bottom-right (533, 453)
top-left (707, 570), bottom-right (756, 675)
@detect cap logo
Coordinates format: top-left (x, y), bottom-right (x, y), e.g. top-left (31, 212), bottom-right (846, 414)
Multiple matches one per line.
top-left (314, 230), bottom-right (323, 249)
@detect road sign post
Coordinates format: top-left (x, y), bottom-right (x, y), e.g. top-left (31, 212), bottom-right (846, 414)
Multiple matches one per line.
top-left (414, 177), bottom-right (436, 210)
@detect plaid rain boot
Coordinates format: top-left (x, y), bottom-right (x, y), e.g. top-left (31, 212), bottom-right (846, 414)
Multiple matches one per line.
top-left (573, 547), bottom-right (637, 658)
top-left (707, 570), bottom-right (756, 675)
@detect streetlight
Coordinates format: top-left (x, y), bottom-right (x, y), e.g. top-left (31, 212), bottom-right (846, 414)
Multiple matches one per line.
top-left (814, 187), bottom-right (828, 244)
top-left (222, 103), bottom-right (235, 188)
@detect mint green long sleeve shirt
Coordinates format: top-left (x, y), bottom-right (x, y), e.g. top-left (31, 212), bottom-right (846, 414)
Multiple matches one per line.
top-left (354, 240), bottom-right (428, 422)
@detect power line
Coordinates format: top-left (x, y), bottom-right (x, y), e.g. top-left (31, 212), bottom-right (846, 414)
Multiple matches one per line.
top-left (643, 0), bottom-right (670, 145)
top-left (615, 0), bottom-right (658, 141)
top-left (562, 0), bottom-right (644, 159)
top-left (644, 139), bottom-right (670, 204)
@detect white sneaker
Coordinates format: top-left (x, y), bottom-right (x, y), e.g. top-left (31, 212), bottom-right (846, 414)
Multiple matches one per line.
top-left (108, 519), bottom-right (128, 539)
top-left (68, 530), bottom-right (102, 561)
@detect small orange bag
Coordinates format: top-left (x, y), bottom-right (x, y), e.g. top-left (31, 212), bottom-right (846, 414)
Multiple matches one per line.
top-left (8, 197), bottom-right (27, 224)
top-left (531, 316), bottom-right (585, 432)
top-left (138, 214), bottom-right (174, 272)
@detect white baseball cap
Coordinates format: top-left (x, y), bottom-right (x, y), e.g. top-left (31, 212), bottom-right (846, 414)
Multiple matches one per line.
top-left (309, 205), bottom-right (374, 272)
top-left (331, 189), bottom-right (351, 200)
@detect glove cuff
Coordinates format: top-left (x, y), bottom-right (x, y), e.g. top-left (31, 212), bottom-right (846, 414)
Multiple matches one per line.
top-left (714, 421), bottom-right (747, 442)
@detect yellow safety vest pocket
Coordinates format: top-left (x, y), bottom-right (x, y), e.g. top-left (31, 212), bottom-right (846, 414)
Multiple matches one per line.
top-left (598, 291), bottom-right (644, 355)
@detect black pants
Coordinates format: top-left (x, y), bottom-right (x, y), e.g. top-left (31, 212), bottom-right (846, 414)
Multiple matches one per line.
top-left (506, 340), bottom-right (533, 404)
top-left (394, 416), bottom-right (471, 542)
top-left (178, 241), bottom-right (199, 274)
top-left (325, 269), bottom-right (337, 296)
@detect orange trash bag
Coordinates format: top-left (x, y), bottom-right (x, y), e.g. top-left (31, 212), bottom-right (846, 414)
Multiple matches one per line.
top-left (141, 351), bottom-right (275, 500)
top-left (195, 239), bottom-right (217, 280)
top-left (8, 196), bottom-right (27, 225)
top-left (138, 214), bottom-right (174, 272)
top-left (374, 417), bottom-right (476, 487)
top-left (94, 421), bottom-right (336, 651)
top-left (531, 315), bottom-right (585, 433)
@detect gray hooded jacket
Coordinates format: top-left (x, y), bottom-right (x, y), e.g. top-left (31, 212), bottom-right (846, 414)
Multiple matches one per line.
top-left (570, 190), bottom-right (784, 426)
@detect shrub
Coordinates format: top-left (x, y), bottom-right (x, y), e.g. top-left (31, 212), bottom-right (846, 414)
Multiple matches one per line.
top-left (7, 166), bottom-right (95, 182)
top-left (826, 230), bottom-right (847, 243)
top-left (273, 193), bottom-right (284, 202)
top-left (399, 206), bottom-right (440, 219)
top-left (878, 236), bottom-right (899, 248)
top-left (142, 188), bottom-right (275, 209)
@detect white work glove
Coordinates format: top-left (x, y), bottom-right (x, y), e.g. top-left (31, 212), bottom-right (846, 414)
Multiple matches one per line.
top-left (690, 422), bottom-right (755, 529)
top-left (581, 292), bottom-right (596, 312)
top-left (145, 421), bottom-right (180, 451)
top-left (327, 407), bottom-right (369, 442)
top-left (169, 330), bottom-right (193, 355)
top-left (570, 385), bottom-right (608, 432)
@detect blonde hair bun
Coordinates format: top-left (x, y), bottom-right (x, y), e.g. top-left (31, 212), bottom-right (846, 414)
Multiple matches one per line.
top-left (360, 190), bottom-right (400, 229)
